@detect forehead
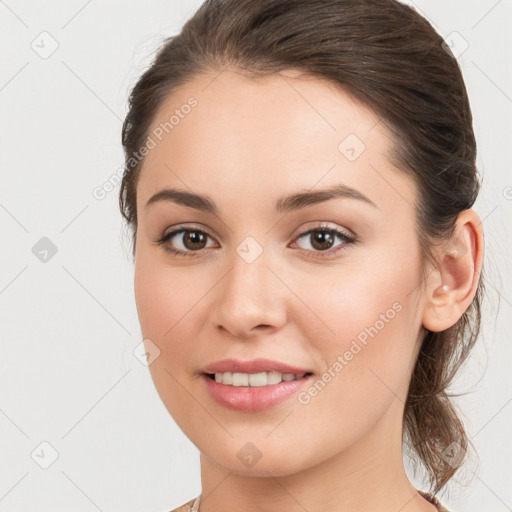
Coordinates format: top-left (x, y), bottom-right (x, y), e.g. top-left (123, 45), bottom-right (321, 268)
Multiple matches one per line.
top-left (138, 68), bottom-right (415, 214)
top-left (146, 67), bottom-right (385, 156)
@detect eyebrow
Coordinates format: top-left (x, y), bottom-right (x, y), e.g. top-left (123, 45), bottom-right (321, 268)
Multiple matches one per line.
top-left (145, 183), bottom-right (377, 215)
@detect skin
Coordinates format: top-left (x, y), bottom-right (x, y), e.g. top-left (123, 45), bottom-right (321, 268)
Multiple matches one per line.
top-left (133, 68), bottom-right (484, 512)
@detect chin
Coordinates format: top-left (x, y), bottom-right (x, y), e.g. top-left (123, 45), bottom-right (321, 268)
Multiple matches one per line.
top-left (199, 439), bottom-right (316, 477)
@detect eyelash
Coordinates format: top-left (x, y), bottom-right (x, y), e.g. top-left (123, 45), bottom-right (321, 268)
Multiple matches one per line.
top-left (154, 223), bottom-right (356, 259)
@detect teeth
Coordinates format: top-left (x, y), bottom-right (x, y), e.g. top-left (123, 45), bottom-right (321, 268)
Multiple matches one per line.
top-left (212, 371), bottom-right (306, 387)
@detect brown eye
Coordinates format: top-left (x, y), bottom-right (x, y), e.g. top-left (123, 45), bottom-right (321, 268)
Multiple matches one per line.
top-left (181, 230), bottom-right (208, 250)
top-left (156, 228), bottom-right (216, 256)
top-left (294, 226), bottom-right (355, 256)
top-left (309, 230), bottom-right (336, 251)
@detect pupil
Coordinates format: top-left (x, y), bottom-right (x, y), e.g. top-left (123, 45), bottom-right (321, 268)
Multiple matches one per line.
top-left (185, 231), bottom-right (206, 250)
top-left (312, 230), bottom-right (334, 251)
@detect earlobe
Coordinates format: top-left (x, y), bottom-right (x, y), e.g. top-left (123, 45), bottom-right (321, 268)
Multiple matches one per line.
top-left (422, 209), bottom-right (484, 333)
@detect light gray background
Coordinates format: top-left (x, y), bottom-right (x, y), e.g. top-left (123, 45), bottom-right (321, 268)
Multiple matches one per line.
top-left (0, 1), bottom-right (510, 511)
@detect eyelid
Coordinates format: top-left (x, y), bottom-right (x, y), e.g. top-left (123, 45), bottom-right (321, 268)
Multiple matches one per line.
top-left (292, 221), bottom-right (355, 240)
top-left (160, 223), bottom-right (211, 239)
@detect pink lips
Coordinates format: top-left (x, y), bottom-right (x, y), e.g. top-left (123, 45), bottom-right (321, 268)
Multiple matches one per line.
top-left (200, 357), bottom-right (311, 375)
top-left (200, 358), bottom-right (313, 412)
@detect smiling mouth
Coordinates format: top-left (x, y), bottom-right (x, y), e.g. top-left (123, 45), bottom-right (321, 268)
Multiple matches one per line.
top-left (205, 371), bottom-right (313, 387)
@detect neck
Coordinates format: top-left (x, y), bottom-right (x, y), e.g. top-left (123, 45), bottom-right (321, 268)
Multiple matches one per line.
top-left (197, 400), bottom-right (437, 512)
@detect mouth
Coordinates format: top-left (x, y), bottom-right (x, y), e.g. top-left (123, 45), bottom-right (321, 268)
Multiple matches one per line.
top-left (201, 371), bottom-right (314, 412)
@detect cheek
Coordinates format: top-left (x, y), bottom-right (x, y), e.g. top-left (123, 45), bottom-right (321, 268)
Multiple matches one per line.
top-left (271, 270), bottom-right (420, 468)
top-left (134, 255), bottom-right (205, 404)
top-left (307, 237), bottom-right (421, 349)
top-left (133, 260), bottom-right (211, 440)
top-left (291, 258), bottom-right (416, 351)
top-left (134, 252), bottom-right (204, 341)
top-left (290, 252), bottom-right (422, 410)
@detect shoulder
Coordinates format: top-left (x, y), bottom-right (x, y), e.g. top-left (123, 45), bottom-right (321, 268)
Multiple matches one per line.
top-left (418, 490), bottom-right (451, 512)
top-left (162, 496), bottom-right (198, 512)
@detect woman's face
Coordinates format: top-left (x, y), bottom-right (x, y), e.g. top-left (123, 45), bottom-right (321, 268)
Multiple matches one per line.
top-left (134, 68), bottom-right (428, 475)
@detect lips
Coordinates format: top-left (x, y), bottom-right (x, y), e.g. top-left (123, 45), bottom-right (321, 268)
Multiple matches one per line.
top-left (200, 357), bottom-right (312, 375)
top-left (199, 358), bottom-right (314, 412)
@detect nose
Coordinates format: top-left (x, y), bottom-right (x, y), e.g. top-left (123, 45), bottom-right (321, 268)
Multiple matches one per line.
top-left (211, 245), bottom-right (288, 340)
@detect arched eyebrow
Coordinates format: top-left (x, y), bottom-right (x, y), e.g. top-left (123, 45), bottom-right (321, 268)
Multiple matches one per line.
top-left (275, 184), bottom-right (377, 213)
top-left (145, 183), bottom-right (377, 214)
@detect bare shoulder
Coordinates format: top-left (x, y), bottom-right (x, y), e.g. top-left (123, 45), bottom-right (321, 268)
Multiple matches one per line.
top-left (164, 497), bottom-right (197, 512)
top-left (418, 490), bottom-right (451, 512)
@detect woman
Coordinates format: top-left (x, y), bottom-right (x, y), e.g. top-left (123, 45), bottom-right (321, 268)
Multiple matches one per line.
top-left (119, 0), bottom-right (484, 510)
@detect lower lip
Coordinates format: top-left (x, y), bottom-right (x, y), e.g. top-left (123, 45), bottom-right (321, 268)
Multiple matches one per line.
top-left (201, 374), bottom-right (312, 412)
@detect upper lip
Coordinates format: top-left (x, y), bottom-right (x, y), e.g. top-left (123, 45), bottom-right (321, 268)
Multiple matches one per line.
top-left (201, 358), bottom-right (312, 375)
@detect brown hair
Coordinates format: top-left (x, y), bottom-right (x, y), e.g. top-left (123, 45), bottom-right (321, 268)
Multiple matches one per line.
top-left (119, 0), bottom-right (483, 495)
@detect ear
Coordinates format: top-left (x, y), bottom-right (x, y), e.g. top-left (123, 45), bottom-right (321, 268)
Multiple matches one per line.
top-left (422, 209), bottom-right (485, 332)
